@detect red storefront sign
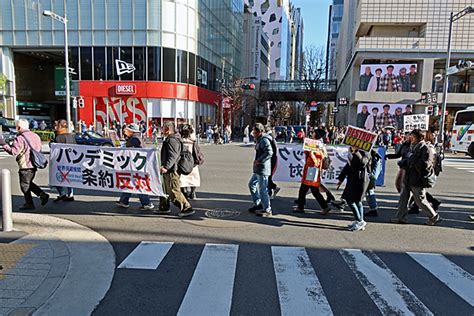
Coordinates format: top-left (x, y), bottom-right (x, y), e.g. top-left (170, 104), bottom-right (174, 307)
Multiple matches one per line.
top-left (115, 84), bottom-right (137, 95)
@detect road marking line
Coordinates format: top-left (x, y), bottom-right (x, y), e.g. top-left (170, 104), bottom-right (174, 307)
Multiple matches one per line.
top-left (407, 252), bottom-right (474, 306)
top-left (117, 241), bottom-right (173, 270)
top-left (177, 244), bottom-right (238, 316)
top-left (272, 246), bottom-right (333, 315)
top-left (453, 167), bottom-right (474, 170)
top-left (341, 249), bottom-right (432, 315)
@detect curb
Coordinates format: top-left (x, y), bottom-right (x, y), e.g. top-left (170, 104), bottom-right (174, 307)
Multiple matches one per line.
top-left (4, 213), bottom-right (115, 316)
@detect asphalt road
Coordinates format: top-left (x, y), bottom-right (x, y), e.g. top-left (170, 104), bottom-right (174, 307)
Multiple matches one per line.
top-left (1, 144), bottom-right (473, 315)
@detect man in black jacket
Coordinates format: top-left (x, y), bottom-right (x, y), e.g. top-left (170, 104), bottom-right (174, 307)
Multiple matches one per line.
top-left (392, 129), bottom-right (441, 225)
top-left (156, 121), bottom-right (194, 217)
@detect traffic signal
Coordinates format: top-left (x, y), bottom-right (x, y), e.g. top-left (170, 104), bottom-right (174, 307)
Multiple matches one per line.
top-left (241, 83), bottom-right (256, 90)
top-left (78, 97), bottom-right (85, 108)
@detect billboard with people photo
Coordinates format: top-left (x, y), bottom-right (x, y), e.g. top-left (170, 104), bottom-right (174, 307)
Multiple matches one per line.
top-left (359, 64), bottom-right (419, 92)
top-left (356, 103), bottom-right (414, 131)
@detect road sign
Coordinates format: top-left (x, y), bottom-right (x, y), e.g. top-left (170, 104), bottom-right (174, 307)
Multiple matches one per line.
top-left (421, 92), bottom-right (437, 104)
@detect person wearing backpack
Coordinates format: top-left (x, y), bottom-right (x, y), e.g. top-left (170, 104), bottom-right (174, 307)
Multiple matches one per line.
top-left (0, 119), bottom-right (49, 210)
top-left (180, 124), bottom-right (201, 200)
top-left (392, 129), bottom-right (441, 226)
top-left (156, 121), bottom-right (194, 217)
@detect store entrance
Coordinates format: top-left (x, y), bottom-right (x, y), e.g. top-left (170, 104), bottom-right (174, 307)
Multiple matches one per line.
top-left (13, 50), bottom-right (69, 129)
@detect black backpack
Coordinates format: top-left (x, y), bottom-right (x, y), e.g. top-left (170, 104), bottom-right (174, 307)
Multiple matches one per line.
top-left (192, 142), bottom-right (205, 166)
top-left (177, 140), bottom-right (194, 175)
top-left (22, 135), bottom-right (48, 169)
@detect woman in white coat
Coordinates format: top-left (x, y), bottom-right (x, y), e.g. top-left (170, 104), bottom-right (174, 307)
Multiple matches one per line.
top-left (180, 124), bottom-right (201, 199)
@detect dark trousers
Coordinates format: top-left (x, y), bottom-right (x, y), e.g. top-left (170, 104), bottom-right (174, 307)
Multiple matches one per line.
top-left (297, 183), bottom-right (328, 209)
top-left (19, 169), bottom-right (44, 205)
top-left (319, 183), bottom-right (336, 203)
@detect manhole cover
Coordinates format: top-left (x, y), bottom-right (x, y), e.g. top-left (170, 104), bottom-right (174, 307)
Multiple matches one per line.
top-left (205, 209), bottom-right (241, 219)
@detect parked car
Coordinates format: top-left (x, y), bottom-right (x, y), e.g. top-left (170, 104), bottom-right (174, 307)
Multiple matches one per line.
top-left (0, 117), bottom-right (17, 147)
top-left (75, 131), bottom-right (114, 147)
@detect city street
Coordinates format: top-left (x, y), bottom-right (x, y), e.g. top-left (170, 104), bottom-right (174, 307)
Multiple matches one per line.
top-left (1, 144), bottom-right (473, 315)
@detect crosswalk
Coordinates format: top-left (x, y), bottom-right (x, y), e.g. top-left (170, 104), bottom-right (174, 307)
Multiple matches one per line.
top-left (115, 242), bottom-right (474, 315)
top-left (444, 157), bottom-right (474, 173)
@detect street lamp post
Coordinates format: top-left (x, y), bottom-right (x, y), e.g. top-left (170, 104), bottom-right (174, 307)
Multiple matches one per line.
top-left (438, 6), bottom-right (474, 146)
top-left (43, 10), bottom-right (72, 132)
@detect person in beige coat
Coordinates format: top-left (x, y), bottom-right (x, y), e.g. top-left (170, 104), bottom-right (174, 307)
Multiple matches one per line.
top-left (180, 124), bottom-right (201, 199)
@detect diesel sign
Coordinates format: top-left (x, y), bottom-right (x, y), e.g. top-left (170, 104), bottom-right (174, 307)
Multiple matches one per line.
top-left (115, 84), bottom-right (136, 95)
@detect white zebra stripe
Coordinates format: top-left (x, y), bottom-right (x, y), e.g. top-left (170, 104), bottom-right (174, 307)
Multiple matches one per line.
top-left (341, 249), bottom-right (432, 315)
top-left (117, 241), bottom-right (173, 270)
top-left (272, 246), bottom-right (333, 315)
top-left (408, 252), bottom-right (474, 306)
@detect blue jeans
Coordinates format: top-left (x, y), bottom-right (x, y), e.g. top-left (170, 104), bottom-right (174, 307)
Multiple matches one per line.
top-left (119, 192), bottom-right (151, 206)
top-left (349, 201), bottom-right (364, 222)
top-left (366, 188), bottom-right (377, 210)
top-left (248, 173), bottom-right (271, 211)
top-left (56, 186), bottom-right (73, 197)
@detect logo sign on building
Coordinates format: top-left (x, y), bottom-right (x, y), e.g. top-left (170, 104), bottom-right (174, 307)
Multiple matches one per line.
top-left (49, 144), bottom-right (165, 197)
top-left (251, 17), bottom-right (262, 81)
top-left (115, 84), bottom-right (137, 95)
top-left (197, 68), bottom-right (208, 86)
top-left (343, 126), bottom-right (378, 152)
top-left (115, 60), bottom-right (136, 76)
top-left (403, 114), bottom-right (429, 131)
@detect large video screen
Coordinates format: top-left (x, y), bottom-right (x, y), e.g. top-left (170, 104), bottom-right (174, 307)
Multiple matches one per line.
top-left (359, 63), bottom-right (419, 92)
top-left (356, 103), bottom-right (414, 130)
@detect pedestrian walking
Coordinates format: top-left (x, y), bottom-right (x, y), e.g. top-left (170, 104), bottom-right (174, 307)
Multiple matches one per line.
top-left (392, 129), bottom-right (441, 226)
top-left (0, 119), bottom-right (49, 210)
top-left (293, 129), bottom-right (331, 214)
top-left (248, 123), bottom-right (273, 217)
top-left (115, 124), bottom-right (155, 211)
top-left (364, 148), bottom-right (382, 217)
top-left (336, 147), bottom-right (370, 231)
top-left (156, 121), bottom-right (194, 217)
top-left (265, 126), bottom-right (280, 200)
top-left (180, 124), bottom-right (201, 200)
top-left (52, 119), bottom-right (76, 202)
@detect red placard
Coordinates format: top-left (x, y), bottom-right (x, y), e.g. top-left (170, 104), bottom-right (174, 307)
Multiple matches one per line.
top-left (115, 84), bottom-right (136, 95)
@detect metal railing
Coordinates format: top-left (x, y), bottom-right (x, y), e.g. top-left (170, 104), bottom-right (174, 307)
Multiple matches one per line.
top-left (260, 80), bottom-right (337, 92)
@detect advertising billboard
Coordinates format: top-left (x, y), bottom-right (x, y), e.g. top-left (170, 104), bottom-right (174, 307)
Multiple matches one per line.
top-left (356, 103), bottom-right (414, 131)
top-left (359, 63), bottom-right (419, 92)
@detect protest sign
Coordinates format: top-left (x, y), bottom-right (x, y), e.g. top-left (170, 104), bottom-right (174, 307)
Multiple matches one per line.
top-left (342, 126), bottom-right (378, 152)
top-left (303, 138), bottom-right (324, 152)
top-left (49, 143), bottom-right (165, 196)
top-left (403, 114), bottom-right (429, 131)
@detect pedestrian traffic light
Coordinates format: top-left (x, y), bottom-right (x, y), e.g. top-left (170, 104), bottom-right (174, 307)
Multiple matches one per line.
top-left (78, 97), bottom-right (85, 108)
top-left (241, 83), bottom-right (256, 90)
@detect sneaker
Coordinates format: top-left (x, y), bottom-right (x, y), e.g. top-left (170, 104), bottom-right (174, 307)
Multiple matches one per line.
top-left (40, 193), bottom-right (49, 206)
top-left (351, 221), bottom-right (367, 231)
top-left (248, 204), bottom-right (264, 213)
top-left (256, 209), bottom-right (272, 217)
top-left (179, 208), bottom-right (195, 217)
top-left (54, 195), bottom-right (66, 202)
top-left (365, 209), bottom-right (378, 217)
top-left (321, 207), bottom-right (331, 215)
top-left (154, 208), bottom-right (171, 215)
top-left (347, 221), bottom-right (358, 229)
top-left (293, 206), bottom-right (305, 213)
top-left (331, 200), bottom-right (346, 207)
top-left (469, 215), bottom-right (474, 221)
top-left (139, 204), bottom-right (155, 211)
top-left (426, 213), bottom-right (442, 226)
top-left (188, 192), bottom-right (196, 200)
top-left (19, 204), bottom-right (35, 211)
top-left (63, 196), bottom-right (74, 202)
top-left (391, 218), bottom-right (408, 224)
top-left (273, 187), bottom-right (281, 198)
top-left (115, 201), bottom-right (130, 208)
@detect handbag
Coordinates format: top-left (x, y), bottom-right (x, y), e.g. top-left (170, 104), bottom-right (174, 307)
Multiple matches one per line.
top-left (21, 135), bottom-right (48, 169)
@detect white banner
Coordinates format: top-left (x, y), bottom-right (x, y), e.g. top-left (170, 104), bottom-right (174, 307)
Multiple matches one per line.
top-left (49, 144), bottom-right (165, 196)
top-left (403, 114), bottom-right (429, 131)
top-left (273, 145), bottom-right (349, 184)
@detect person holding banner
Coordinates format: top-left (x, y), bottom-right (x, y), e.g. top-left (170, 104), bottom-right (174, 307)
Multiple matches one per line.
top-left (293, 130), bottom-right (331, 214)
top-left (52, 119), bottom-right (76, 202)
top-left (336, 147), bottom-right (370, 231)
top-left (116, 124), bottom-right (155, 211)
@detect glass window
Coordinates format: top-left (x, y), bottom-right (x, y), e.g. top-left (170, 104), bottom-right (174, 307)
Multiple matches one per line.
top-left (107, 47), bottom-right (119, 80)
top-left (93, 0), bottom-right (106, 29)
top-left (147, 47), bottom-right (161, 81)
top-left (80, 47), bottom-right (93, 80)
top-left (80, 0), bottom-right (92, 29)
top-left (188, 53), bottom-right (196, 85)
top-left (93, 47), bottom-right (106, 80)
top-left (163, 47), bottom-right (176, 82)
top-left (120, 0), bottom-right (133, 29)
top-left (133, 0), bottom-right (146, 29)
top-left (69, 47), bottom-right (79, 80)
top-left (133, 47), bottom-right (146, 81)
top-left (455, 112), bottom-right (474, 125)
top-left (107, 0), bottom-right (120, 29)
top-left (177, 50), bottom-right (188, 83)
top-left (119, 47), bottom-right (133, 80)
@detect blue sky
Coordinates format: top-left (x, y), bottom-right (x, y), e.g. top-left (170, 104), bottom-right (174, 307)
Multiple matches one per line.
top-left (292, 0), bottom-right (332, 49)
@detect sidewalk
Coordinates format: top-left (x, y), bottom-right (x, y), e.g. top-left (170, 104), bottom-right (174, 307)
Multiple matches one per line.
top-left (0, 213), bottom-right (115, 316)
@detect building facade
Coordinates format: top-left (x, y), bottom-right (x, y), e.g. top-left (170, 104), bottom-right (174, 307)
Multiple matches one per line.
top-left (325, 0), bottom-right (343, 80)
top-left (335, 0), bottom-right (474, 129)
top-left (0, 0), bottom-right (244, 132)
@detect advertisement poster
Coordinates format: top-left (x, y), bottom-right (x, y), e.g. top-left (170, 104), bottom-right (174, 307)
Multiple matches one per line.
top-left (359, 63), bottom-right (418, 92)
top-left (49, 144), bottom-right (165, 196)
top-left (342, 126), bottom-right (378, 152)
